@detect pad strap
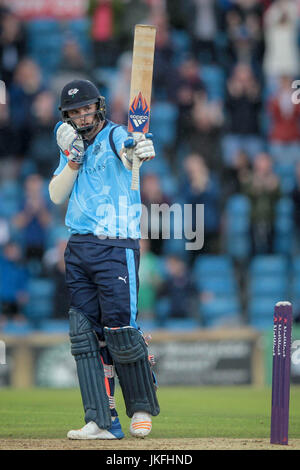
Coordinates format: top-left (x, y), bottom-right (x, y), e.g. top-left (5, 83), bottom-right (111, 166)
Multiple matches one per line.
top-left (104, 326), bottom-right (160, 418)
top-left (69, 308), bottom-right (111, 429)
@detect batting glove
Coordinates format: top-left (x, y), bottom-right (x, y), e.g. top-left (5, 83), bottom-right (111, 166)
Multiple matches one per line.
top-left (55, 122), bottom-right (85, 165)
top-left (122, 133), bottom-right (155, 168)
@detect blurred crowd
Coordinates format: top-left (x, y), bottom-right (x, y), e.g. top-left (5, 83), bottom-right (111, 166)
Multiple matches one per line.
top-left (0, 0), bottom-right (300, 330)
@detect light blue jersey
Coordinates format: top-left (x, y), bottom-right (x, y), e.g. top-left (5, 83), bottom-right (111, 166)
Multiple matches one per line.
top-left (54, 120), bottom-right (141, 241)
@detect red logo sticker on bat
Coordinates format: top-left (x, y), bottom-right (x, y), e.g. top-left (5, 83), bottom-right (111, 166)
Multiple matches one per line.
top-left (128, 92), bottom-right (150, 133)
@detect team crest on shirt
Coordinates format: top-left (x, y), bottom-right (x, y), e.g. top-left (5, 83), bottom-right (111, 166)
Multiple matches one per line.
top-left (93, 143), bottom-right (102, 155)
top-left (68, 88), bottom-right (79, 97)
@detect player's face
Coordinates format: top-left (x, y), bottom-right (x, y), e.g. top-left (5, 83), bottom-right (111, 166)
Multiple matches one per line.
top-left (68, 103), bottom-right (97, 128)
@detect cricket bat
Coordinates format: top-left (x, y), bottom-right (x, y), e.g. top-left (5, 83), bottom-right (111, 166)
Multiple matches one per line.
top-left (128, 24), bottom-right (156, 190)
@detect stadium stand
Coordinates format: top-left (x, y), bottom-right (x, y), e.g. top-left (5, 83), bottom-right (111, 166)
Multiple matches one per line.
top-left (0, 0), bottom-right (300, 332)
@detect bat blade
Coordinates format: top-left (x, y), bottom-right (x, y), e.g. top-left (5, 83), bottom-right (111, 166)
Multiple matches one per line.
top-left (128, 24), bottom-right (156, 191)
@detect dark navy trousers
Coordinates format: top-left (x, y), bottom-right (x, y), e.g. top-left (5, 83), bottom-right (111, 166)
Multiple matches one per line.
top-left (64, 234), bottom-right (140, 340)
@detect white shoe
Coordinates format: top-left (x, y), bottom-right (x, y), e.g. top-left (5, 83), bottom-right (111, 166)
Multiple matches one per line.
top-left (67, 421), bottom-right (118, 440)
top-left (130, 411), bottom-right (152, 438)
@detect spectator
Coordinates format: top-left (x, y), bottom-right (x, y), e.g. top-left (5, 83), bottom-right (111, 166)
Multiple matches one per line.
top-left (291, 162), bottom-right (300, 251)
top-left (175, 55), bottom-right (205, 145)
top-left (9, 58), bottom-right (45, 157)
top-left (13, 174), bottom-right (52, 262)
top-left (43, 236), bottom-right (70, 319)
top-left (140, 173), bottom-right (172, 256)
top-left (223, 63), bottom-right (263, 166)
top-left (59, 37), bottom-right (92, 77)
top-left (187, 91), bottom-right (224, 171)
top-left (223, 149), bottom-right (252, 197)
top-left (263, 0), bottom-right (299, 83)
top-left (166, 0), bottom-right (195, 30)
top-left (138, 238), bottom-right (162, 320)
top-left (50, 38), bottom-right (96, 99)
top-left (0, 102), bottom-right (16, 158)
top-left (226, 8), bottom-right (264, 73)
top-left (181, 153), bottom-right (221, 257)
top-left (151, 11), bottom-right (178, 101)
top-left (109, 51), bottom-right (132, 125)
top-left (268, 76), bottom-right (300, 165)
top-left (190, 0), bottom-right (220, 63)
top-left (118, 0), bottom-right (150, 51)
top-left (26, 90), bottom-right (59, 178)
top-left (241, 152), bottom-right (281, 254)
top-left (88, 0), bottom-right (121, 67)
top-left (156, 253), bottom-right (197, 326)
top-left (0, 10), bottom-right (26, 87)
top-left (0, 240), bottom-right (28, 324)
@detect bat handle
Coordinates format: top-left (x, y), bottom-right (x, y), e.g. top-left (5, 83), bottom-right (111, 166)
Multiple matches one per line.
top-left (130, 132), bottom-right (143, 191)
top-left (131, 153), bottom-right (140, 190)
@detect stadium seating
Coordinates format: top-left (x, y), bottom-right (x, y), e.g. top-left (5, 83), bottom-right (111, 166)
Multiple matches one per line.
top-left (249, 255), bottom-right (289, 277)
top-left (273, 197), bottom-right (295, 255)
top-left (194, 254), bottom-right (242, 326)
top-left (273, 162), bottom-right (295, 195)
top-left (248, 297), bottom-right (286, 330)
top-left (199, 296), bottom-right (242, 327)
top-left (0, 181), bottom-right (21, 218)
top-left (247, 254), bottom-right (291, 329)
top-left (225, 195), bottom-right (251, 260)
top-left (201, 65), bottom-right (225, 101)
top-left (249, 275), bottom-right (289, 298)
top-left (150, 102), bottom-right (178, 152)
top-left (193, 254), bottom-right (234, 277)
top-left (24, 278), bottom-right (55, 327)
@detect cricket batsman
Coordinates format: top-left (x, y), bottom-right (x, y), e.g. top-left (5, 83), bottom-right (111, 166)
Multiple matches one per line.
top-left (48, 79), bottom-right (160, 439)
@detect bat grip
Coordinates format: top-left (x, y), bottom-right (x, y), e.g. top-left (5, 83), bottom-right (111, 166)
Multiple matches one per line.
top-left (131, 153), bottom-right (140, 190)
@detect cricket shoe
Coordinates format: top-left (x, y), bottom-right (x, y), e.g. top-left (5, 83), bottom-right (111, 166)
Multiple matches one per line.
top-left (130, 412), bottom-right (152, 438)
top-left (67, 417), bottom-right (124, 440)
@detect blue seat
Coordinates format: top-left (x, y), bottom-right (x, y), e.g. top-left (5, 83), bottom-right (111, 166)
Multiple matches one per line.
top-left (200, 65), bottom-right (225, 101)
top-left (276, 197), bottom-right (293, 217)
top-left (291, 276), bottom-right (300, 297)
top-left (2, 321), bottom-right (34, 336)
top-left (65, 19), bottom-right (92, 55)
top-left (273, 163), bottom-right (295, 194)
top-left (162, 239), bottom-right (188, 261)
top-left (250, 316), bottom-right (274, 330)
top-left (225, 195), bottom-right (251, 260)
top-left (227, 214), bottom-right (250, 234)
top-left (26, 19), bottom-right (60, 37)
top-left (292, 256), bottom-right (300, 275)
top-left (274, 215), bottom-right (294, 235)
top-left (162, 318), bottom-right (199, 331)
top-left (248, 296), bottom-right (291, 323)
top-left (25, 279), bottom-right (55, 324)
top-left (226, 233), bottom-right (251, 260)
top-left (249, 255), bottom-right (289, 277)
top-left (274, 233), bottom-right (294, 255)
top-left (150, 102), bottom-right (178, 149)
top-left (249, 275), bottom-right (289, 298)
top-left (138, 319), bottom-right (159, 332)
top-left (194, 255), bottom-right (234, 277)
top-left (0, 181), bottom-right (21, 217)
top-left (140, 152), bottom-right (172, 178)
top-left (170, 30), bottom-right (192, 64)
top-left (67, 18), bottom-right (91, 35)
top-left (200, 296), bottom-right (241, 327)
top-left (196, 276), bottom-right (237, 296)
top-left (39, 319), bottom-right (69, 334)
top-left (226, 194), bottom-right (251, 215)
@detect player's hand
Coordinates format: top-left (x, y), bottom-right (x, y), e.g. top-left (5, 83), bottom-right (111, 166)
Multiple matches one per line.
top-left (122, 133), bottom-right (155, 167)
top-left (135, 133), bottom-right (155, 162)
top-left (55, 122), bottom-right (85, 164)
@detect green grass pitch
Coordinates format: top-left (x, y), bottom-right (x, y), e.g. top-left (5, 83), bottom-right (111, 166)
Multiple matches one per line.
top-left (1, 386), bottom-right (300, 439)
